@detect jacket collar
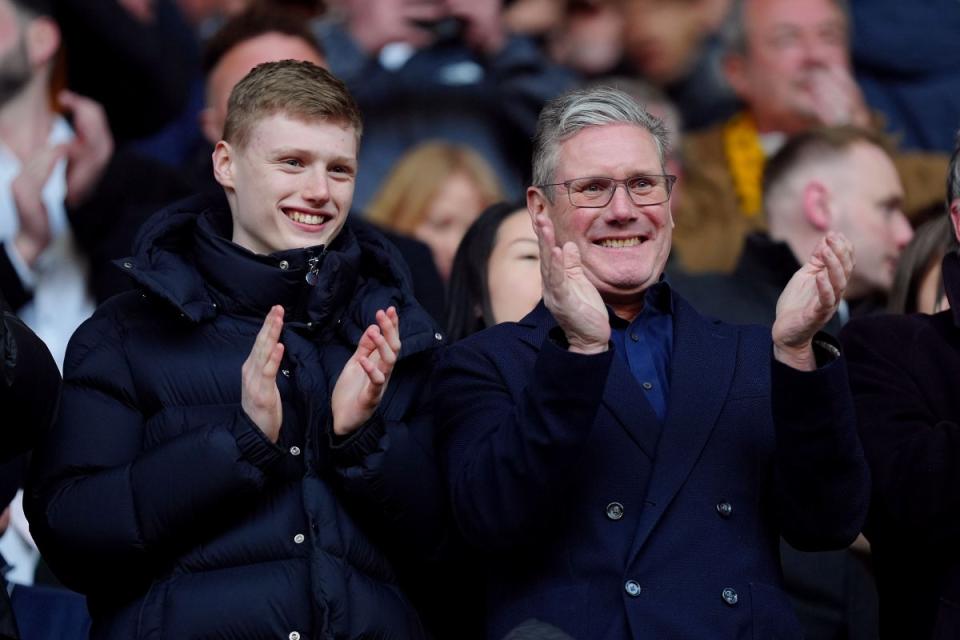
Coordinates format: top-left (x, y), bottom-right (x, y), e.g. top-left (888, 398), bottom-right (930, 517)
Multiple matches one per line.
top-left (118, 193), bottom-right (441, 356)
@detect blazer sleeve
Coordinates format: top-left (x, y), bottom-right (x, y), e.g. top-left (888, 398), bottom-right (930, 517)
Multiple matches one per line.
top-left (25, 306), bottom-right (285, 595)
top-left (840, 317), bottom-right (960, 547)
top-left (769, 344), bottom-right (870, 551)
top-left (433, 332), bottom-right (613, 551)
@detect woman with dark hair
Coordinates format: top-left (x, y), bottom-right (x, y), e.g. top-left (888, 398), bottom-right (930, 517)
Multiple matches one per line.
top-left (888, 212), bottom-right (958, 314)
top-left (445, 201), bottom-right (542, 342)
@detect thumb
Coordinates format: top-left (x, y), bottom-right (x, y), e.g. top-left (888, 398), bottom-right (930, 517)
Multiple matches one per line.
top-left (562, 241), bottom-right (583, 274)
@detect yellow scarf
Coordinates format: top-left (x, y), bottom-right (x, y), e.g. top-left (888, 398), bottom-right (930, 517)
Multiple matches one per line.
top-left (722, 112), bottom-right (765, 218)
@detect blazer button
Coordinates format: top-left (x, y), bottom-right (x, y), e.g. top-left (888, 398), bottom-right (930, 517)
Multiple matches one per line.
top-left (605, 502), bottom-right (624, 520)
top-left (289, 632), bottom-right (301, 640)
top-left (624, 580), bottom-right (642, 597)
top-left (721, 587), bottom-right (739, 606)
top-left (716, 501), bottom-right (733, 518)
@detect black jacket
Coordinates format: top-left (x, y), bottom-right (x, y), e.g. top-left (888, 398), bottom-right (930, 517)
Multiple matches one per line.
top-left (26, 194), bottom-right (445, 639)
top-left (841, 251), bottom-right (960, 639)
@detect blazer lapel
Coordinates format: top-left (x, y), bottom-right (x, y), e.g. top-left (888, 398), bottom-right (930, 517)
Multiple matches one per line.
top-left (602, 355), bottom-right (662, 460)
top-left (627, 296), bottom-right (739, 560)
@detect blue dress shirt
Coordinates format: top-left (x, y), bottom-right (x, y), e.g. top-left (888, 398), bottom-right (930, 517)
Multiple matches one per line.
top-left (609, 282), bottom-right (674, 423)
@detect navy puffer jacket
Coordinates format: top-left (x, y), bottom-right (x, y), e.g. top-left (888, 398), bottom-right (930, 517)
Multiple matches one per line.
top-left (26, 195), bottom-right (445, 640)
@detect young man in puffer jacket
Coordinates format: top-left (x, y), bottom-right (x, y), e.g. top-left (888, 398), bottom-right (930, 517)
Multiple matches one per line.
top-left (26, 60), bottom-right (447, 640)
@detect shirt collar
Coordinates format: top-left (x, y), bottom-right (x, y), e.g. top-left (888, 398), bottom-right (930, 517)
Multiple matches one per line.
top-left (607, 279), bottom-right (674, 327)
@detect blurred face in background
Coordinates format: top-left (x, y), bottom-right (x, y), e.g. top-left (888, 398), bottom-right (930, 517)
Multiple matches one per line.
top-left (622, 0), bottom-right (705, 85)
top-left (487, 208), bottom-right (542, 322)
top-left (414, 171), bottom-right (488, 280)
top-left (725, 0), bottom-right (850, 133)
top-left (831, 142), bottom-right (912, 298)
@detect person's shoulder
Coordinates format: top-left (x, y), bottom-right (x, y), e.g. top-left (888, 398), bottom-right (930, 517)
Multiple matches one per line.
top-left (841, 310), bottom-right (945, 349)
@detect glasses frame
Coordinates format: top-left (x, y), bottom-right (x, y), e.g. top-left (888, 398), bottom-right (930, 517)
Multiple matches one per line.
top-left (538, 174), bottom-right (679, 209)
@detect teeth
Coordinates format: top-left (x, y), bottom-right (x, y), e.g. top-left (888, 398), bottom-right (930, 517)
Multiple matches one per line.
top-left (288, 211), bottom-right (325, 225)
top-left (598, 237), bottom-right (642, 248)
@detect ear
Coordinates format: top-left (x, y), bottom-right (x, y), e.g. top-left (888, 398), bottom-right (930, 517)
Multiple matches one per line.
top-left (950, 198), bottom-right (960, 243)
top-left (199, 107), bottom-right (222, 146)
top-left (26, 17), bottom-right (59, 68)
top-left (722, 53), bottom-right (750, 101)
top-left (212, 141), bottom-right (236, 191)
top-left (526, 185), bottom-right (547, 224)
top-left (801, 181), bottom-right (832, 231)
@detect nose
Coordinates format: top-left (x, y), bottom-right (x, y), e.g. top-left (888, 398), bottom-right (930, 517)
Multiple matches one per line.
top-left (891, 211), bottom-right (913, 251)
top-left (302, 170), bottom-right (330, 206)
top-left (605, 182), bottom-right (640, 223)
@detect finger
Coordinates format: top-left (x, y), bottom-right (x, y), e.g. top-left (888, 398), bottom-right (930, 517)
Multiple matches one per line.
top-left (562, 241), bottom-right (583, 276)
top-left (263, 342), bottom-right (284, 379)
top-left (248, 305), bottom-right (283, 369)
top-left (371, 329), bottom-right (398, 369)
top-left (820, 238), bottom-right (847, 298)
top-left (377, 307), bottom-right (401, 352)
top-left (358, 355), bottom-right (387, 386)
top-left (355, 324), bottom-right (381, 360)
top-left (815, 269), bottom-right (836, 310)
top-left (826, 232), bottom-right (855, 278)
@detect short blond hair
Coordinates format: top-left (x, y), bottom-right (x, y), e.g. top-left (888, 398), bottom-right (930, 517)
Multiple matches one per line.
top-left (366, 142), bottom-right (503, 234)
top-left (223, 59), bottom-right (362, 149)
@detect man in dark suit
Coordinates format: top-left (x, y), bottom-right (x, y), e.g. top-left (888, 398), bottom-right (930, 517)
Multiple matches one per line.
top-left (840, 136), bottom-right (960, 639)
top-left (433, 86), bottom-right (870, 639)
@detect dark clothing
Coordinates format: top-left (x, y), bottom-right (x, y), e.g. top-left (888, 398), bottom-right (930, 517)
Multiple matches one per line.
top-left (434, 292), bottom-right (869, 639)
top-left (841, 251), bottom-right (960, 639)
top-left (851, 0), bottom-right (960, 153)
top-left (669, 232), bottom-right (844, 335)
top-left (26, 195), bottom-right (444, 639)
top-left (671, 233), bottom-right (878, 640)
top-left (0, 292), bottom-right (61, 640)
top-left (54, 0), bottom-right (199, 141)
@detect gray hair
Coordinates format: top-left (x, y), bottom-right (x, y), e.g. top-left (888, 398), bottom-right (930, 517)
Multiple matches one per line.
top-left (531, 86), bottom-right (670, 192)
top-left (949, 130), bottom-right (960, 206)
top-left (720, 0), bottom-right (850, 57)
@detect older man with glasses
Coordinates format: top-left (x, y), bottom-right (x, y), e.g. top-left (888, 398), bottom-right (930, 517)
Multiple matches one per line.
top-left (432, 86), bottom-right (870, 639)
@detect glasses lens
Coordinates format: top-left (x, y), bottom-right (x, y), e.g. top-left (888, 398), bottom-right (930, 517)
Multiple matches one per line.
top-left (568, 177), bottom-right (614, 206)
top-left (627, 175), bottom-right (669, 205)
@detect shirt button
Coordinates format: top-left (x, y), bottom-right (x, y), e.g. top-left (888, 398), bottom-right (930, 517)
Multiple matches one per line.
top-left (434, 332), bottom-right (443, 341)
top-left (721, 587), bottom-right (739, 606)
top-left (630, 333), bottom-right (640, 342)
top-left (624, 580), bottom-right (642, 597)
top-left (293, 533), bottom-right (305, 544)
top-left (289, 446), bottom-right (301, 457)
top-left (716, 501), bottom-right (733, 518)
top-left (289, 632), bottom-right (301, 640)
top-left (279, 260), bottom-right (289, 270)
top-left (642, 382), bottom-right (653, 390)
top-left (605, 502), bottom-right (624, 520)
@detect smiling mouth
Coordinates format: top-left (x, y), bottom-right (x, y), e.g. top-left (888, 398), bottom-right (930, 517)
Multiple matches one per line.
top-left (595, 236), bottom-right (644, 248)
top-left (283, 209), bottom-right (331, 226)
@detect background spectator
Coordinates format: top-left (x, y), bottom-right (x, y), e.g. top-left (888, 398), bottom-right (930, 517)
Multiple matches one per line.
top-left (366, 141), bottom-right (503, 280)
top-left (445, 200), bottom-right (540, 341)
top-left (888, 212), bottom-right (957, 315)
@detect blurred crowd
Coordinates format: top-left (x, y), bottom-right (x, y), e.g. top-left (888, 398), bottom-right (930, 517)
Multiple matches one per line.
top-left (0, 0), bottom-right (959, 638)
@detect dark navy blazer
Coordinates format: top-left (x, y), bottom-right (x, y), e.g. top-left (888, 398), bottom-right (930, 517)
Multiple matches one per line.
top-left (434, 293), bottom-right (869, 639)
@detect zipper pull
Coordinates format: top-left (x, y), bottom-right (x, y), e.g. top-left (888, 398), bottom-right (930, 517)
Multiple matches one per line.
top-left (305, 256), bottom-right (320, 286)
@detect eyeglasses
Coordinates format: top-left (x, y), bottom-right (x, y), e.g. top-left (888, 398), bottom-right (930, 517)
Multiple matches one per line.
top-left (539, 175), bottom-right (678, 208)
